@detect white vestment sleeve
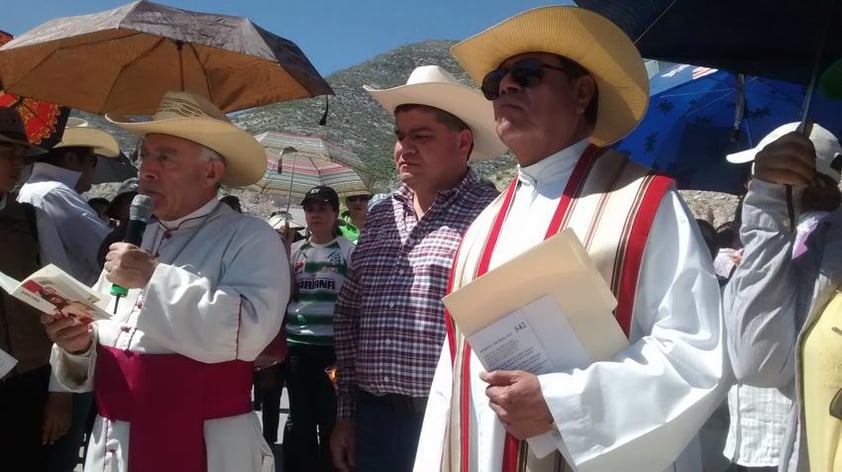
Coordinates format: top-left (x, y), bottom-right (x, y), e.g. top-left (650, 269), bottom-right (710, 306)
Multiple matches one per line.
top-left (50, 329), bottom-right (98, 392)
top-left (532, 189), bottom-right (728, 471)
top-left (413, 341), bottom-right (453, 471)
top-left (137, 229), bottom-right (290, 363)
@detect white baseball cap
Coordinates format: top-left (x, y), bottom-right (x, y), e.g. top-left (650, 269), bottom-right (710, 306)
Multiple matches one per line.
top-left (726, 122), bottom-right (842, 183)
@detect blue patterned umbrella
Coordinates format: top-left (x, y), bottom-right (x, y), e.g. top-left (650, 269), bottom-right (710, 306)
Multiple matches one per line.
top-left (616, 64), bottom-right (842, 194)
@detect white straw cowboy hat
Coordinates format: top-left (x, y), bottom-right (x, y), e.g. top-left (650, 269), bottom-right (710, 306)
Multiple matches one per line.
top-left (727, 122), bottom-right (842, 183)
top-left (364, 65), bottom-right (507, 161)
top-left (450, 5), bottom-right (649, 147)
top-left (267, 211), bottom-right (305, 231)
top-left (54, 117), bottom-right (120, 158)
top-left (0, 107), bottom-right (46, 156)
top-left (107, 91), bottom-right (265, 186)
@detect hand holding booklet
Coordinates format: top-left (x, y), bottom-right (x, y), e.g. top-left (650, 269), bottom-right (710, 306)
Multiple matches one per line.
top-left (443, 229), bottom-right (628, 375)
top-left (0, 264), bottom-right (111, 324)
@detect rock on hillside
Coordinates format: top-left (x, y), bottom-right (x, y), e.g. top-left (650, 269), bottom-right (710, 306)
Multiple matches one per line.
top-left (680, 190), bottom-right (740, 227)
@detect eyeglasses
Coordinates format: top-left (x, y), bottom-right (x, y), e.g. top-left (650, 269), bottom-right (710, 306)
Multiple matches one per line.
top-left (480, 58), bottom-right (571, 100)
top-left (347, 195), bottom-right (370, 203)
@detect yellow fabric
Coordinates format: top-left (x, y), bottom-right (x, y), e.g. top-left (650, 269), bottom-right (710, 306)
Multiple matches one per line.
top-left (802, 290), bottom-right (842, 472)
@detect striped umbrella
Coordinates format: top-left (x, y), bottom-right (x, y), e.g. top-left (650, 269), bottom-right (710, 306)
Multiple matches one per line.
top-left (251, 131), bottom-right (370, 204)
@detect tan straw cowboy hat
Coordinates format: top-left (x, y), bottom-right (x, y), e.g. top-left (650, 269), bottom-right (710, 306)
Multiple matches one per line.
top-left (54, 117), bottom-right (120, 158)
top-left (451, 5), bottom-right (649, 146)
top-left (107, 91), bottom-right (265, 186)
top-left (364, 65), bottom-right (507, 161)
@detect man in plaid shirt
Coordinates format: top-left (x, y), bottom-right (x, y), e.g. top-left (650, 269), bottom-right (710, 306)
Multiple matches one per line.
top-left (329, 65), bottom-right (506, 472)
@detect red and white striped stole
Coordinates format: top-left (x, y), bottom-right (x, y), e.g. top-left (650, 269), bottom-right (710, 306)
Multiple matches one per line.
top-left (442, 144), bottom-right (672, 472)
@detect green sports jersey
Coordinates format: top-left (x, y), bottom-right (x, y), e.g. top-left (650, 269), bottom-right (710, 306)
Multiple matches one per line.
top-left (286, 236), bottom-right (355, 345)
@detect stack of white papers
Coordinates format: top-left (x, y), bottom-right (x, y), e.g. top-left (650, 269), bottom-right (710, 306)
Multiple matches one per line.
top-left (443, 228), bottom-right (628, 374)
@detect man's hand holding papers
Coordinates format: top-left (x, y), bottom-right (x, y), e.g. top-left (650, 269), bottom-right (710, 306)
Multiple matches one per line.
top-left (481, 369), bottom-right (554, 439)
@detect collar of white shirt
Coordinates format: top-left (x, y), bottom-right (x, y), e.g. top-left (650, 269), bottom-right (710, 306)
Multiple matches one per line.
top-left (518, 138), bottom-right (591, 188)
top-left (29, 162), bottom-right (82, 189)
top-left (158, 198), bottom-right (222, 230)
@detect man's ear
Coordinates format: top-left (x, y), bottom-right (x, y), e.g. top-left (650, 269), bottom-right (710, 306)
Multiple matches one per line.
top-left (205, 160), bottom-right (226, 187)
top-left (458, 129), bottom-right (473, 161)
top-left (574, 75), bottom-right (597, 116)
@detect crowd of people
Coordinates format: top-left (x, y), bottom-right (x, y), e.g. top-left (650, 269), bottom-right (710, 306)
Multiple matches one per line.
top-left (1, 4), bottom-right (842, 472)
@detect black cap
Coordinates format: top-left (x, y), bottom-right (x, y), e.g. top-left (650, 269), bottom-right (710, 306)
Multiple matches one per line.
top-left (301, 185), bottom-right (340, 210)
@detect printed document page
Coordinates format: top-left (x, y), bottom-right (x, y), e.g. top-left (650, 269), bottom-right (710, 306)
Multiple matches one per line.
top-left (469, 294), bottom-right (591, 374)
top-left (444, 229), bottom-right (628, 370)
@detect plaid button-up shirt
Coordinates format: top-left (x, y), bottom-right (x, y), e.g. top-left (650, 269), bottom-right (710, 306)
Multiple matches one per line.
top-left (334, 170), bottom-right (499, 419)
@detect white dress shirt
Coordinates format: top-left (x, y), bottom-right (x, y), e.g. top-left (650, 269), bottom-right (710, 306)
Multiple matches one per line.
top-left (1, 192), bottom-right (71, 273)
top-left (17, 162), bottom-right (110, 285)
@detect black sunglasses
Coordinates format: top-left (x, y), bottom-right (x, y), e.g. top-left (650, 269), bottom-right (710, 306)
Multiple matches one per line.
top-left (481, 58), bottom-right (570, 100)
top-left (347, 195), bottom-right (370, 203)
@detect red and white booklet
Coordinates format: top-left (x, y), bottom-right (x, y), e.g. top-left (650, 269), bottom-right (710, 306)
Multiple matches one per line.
top-left (0, 264), bottom-right (111, 324)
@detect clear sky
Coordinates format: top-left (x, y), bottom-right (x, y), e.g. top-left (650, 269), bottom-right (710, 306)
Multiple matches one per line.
top-left (4, 0), bottom-right (575, 76)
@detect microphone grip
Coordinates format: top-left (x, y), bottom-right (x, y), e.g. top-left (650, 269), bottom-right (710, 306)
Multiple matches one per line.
top-left (122, 218), bottom-right (147, 246)
top-left (109, 219), bottom-right (148, 296)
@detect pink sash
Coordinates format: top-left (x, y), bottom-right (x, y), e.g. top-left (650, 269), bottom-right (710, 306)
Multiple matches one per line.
top-left (94, 345), bottom-right (253, 472)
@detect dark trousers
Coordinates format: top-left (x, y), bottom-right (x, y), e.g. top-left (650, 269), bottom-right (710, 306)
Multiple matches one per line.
top-left (283, 344), bottom-right (336, 472)
top-left (44, 391), bottom-right (93, 472)
top-left (354, 388), bottom-right (426, 472)
top-left (255, 361), bottom-right (288, 444)
top-left (0, 365), bottom-right (50, 471)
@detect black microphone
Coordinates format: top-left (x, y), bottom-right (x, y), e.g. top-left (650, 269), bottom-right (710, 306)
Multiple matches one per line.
top-left (110, 194), bottom-right (154, 296)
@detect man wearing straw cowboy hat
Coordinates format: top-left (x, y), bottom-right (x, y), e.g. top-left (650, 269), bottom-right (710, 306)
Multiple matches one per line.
top-left (415, 6), bottom-right (727, 472)
top-left (40, 90), bottom-right (290, 472)
top-left (331, 65), bottom-right (505, 472)
top-left (18, 118), bottom-right (121, 286)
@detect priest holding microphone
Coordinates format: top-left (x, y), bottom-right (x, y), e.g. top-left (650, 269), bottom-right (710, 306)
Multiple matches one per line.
top-left (40, 91), bottom-right (290, 472)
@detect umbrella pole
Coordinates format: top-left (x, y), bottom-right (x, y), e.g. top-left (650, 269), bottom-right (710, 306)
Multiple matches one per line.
top-left (176, 40), bottom-right (185, 91)
top-left (283, 147), bottom-right (298, 214)
top-left (787, 0), bottom-right (838, 229)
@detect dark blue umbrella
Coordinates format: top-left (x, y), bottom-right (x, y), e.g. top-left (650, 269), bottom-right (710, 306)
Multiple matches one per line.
top-left (574, 0), bottom-right (842, 86)
top-left (617, 64), bottom-right (842, 194)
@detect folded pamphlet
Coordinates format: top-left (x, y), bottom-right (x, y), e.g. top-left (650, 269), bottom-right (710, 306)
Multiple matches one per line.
top-left (0, 264), bottom-right (110, 323)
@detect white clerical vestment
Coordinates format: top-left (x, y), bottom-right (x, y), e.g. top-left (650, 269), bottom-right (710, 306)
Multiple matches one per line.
top-left (50, 199), bottom-right (290, 472)
top-left (414, 140), bottom-right (728, 472)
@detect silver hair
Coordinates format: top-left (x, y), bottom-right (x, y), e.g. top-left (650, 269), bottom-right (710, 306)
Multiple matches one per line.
top-left (199, 146), bottom-right (225, 163)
